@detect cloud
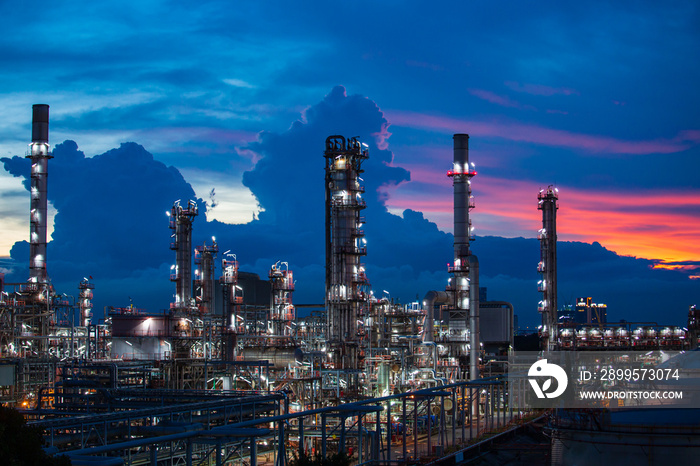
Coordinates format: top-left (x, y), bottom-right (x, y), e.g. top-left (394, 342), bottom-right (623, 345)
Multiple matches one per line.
top-left (560, 187), bottom-right (700, 263)
top-left (234, 85), bottom-right (450, 293)
top-left (470, 236), bottom-right (697, 327)
top-left (1, 87), bottom-right (697, 329)
top-left (223, 78), bottom-right (256, 89)
top-left (504, 81), bottom-right (579, 96)
top-left (0, 87), bottom-right (457, 314)
top-left (383, 166), bottom-right (700, 265)
top-left (468, 89), bottom-right (536, 111)
top-left (1, 140), bottom-right (203, 293)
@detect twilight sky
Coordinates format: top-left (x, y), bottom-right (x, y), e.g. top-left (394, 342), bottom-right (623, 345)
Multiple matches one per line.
top-left (0, 1), bottom-right (698, 327)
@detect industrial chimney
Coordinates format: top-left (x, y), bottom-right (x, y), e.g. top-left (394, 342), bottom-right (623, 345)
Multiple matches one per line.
top-left (446, 134), bottom-right (480, 380)
top-left (27, 104), bottom-right (52, 288)
top-left (538, 186), bottom-right (559, 350)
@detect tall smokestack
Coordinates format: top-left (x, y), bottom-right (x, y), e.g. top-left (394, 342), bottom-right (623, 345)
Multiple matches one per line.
top-left (27, 104), bottom-right (52, 286)
top-left (447, 134), bottom-right (479, 379)
top-left (538, 186), bottom-right (559, 350)
top-left (452, 134), bottom-right (472, 260)
top-left (32, 104), bottom-right (49, 143)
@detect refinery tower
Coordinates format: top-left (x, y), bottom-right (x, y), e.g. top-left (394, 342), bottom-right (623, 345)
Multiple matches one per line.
top-left (27, 104), bottom-right (52, 291)
top-left (324, 135), bottom-right (370, 373)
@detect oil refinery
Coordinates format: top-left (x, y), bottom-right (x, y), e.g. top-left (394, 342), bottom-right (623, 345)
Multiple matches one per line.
top-left (0, 105), bottom-right (698, 465)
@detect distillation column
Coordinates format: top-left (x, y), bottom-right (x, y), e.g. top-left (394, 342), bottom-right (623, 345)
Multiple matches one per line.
top-left (169, 200), bottom-right (198, 311)
top-left (220, 253), bottom-right (240, 359)
top-left (538, 186), bottom-right (558, 350)
top-left (78, 278), bottom-right (95, 327)
top-left (27, 104), bottom-right (52, 290)
top-left (269, 261), bottom-right (295, 337)
top-left (324, 135), bottom-right (370, 372)
top-left (446, 134), bottom-right (479, 379)
top-left (195, 239), bottom-right (218, 315)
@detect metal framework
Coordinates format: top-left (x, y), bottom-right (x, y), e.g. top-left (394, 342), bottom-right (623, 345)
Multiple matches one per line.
top-left (78, 278), bottom-right (95, 327)
top-left (30, 377), bottom-right (517, 466)
top-left (269, 261), bottom-right (295, 338)
top-left (195, 239), bottom-right (219, 315)
top-left (169, 200), bottom-right (199, 312)
top-left (324, 135), bottom-right (370, 373)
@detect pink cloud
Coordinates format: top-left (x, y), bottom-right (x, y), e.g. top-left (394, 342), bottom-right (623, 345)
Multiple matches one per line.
top-left (372, 122), bottom-right (392, 150)
top-left (468, 89), bottom-right (536, 111)
top-left (678, 130), bottom-right (700, 143)
top-left (384, 110), bottom-right (700, 155)
top-left (382, 170), bottom-right (700, 264)
top-left (505, 81), bottom-right (579, 96)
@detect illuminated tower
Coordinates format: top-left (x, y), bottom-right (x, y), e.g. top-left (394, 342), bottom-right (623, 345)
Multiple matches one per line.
top-left (269, 261), bottom-right (295, 337)
top-left (446, 134), bottom-right (479, 379)
top-left (220, 251), bottom-right (240, 359)
top-left (27, 104), bottom-right (52, 289)
top-left (168, 200), bottom-right (198, 311)
top-left (78, 278), bottom-right (95, 327)
top-left (220, 252), bottom-right (240, 330)
top-left (538, 186), bottom-right (558, 350)
top-left (324, 135), bottom-right (370, 371)
top-left (194, 238), bottom-right (218, 315)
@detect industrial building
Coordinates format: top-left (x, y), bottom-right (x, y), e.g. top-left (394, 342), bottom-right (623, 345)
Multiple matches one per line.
top-left (0, 105), bottom-right (697, 465)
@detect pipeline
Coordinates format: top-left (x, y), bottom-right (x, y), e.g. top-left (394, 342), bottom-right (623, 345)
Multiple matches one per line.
top-left (468, 254), bottom-right (480, 380)
top-left (422, 290), bottom-right (449, 343)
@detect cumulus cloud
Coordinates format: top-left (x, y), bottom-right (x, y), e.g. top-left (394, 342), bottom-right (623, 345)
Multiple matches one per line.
top-left (1, 87), bottom-right (696, 327)
top-left (216, 86), bottom-right (452, 300)
top-left (1, 140), bottom-right (203, 308)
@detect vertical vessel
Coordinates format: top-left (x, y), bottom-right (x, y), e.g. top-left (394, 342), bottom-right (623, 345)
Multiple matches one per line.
top-left (169, 200), bottom-right (198, 311)
top-left (324, 135), bottom-right (370, 372)
top-left (446, 134), bottom-right (479, 379)
top-left (27, 104), bottom-right (52, 289)
top-left (538, 186), bottom-right (558, 350)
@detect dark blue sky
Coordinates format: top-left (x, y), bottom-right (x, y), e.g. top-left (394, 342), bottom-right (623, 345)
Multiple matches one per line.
top-left (0, 1), bottom-right (698, 327)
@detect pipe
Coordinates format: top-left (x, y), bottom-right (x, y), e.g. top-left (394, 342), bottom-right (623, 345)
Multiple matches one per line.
top-left (420, 341), bottom-right (439, 373)
top-left (414, 368), bottom-right (447, 388)
top-left (422, 290), bottom-right (449, 343)
top-left (468, 255), bottom-right (479, 380)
